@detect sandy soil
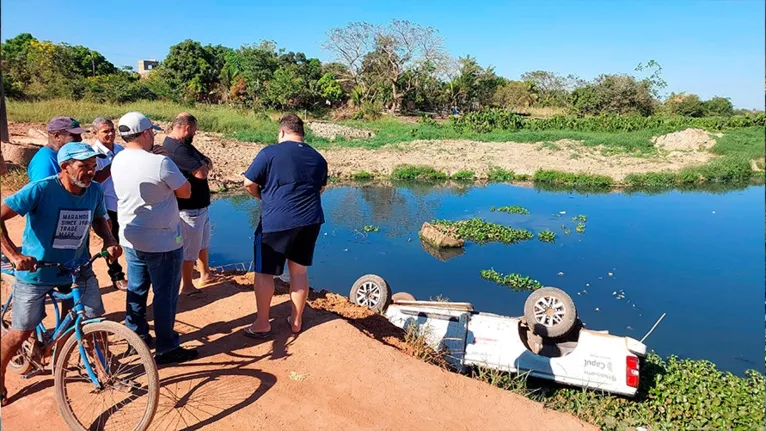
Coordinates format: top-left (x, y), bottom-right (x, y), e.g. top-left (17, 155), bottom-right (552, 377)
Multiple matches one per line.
top-left (4, 121), bottom-right (721, 190)
top-left (0, 215), bottom-right (595, 430)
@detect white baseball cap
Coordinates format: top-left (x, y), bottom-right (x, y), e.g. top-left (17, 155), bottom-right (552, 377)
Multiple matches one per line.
top-left (117, 111), bottom-right (162, 136)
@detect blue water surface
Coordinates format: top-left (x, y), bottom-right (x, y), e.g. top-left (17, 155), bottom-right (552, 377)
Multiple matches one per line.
top-left (207, 183), bottom-right (765, 376)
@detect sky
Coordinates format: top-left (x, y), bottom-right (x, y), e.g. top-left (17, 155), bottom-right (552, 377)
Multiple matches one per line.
top-left (2, 0), bottom-right (764, 109)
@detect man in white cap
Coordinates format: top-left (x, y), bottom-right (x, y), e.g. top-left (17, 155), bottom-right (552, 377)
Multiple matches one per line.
top-left (111, 112), bottom-right (198, 365)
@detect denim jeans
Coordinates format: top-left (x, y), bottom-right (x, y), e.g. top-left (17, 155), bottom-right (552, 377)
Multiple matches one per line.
top-left (123, 246), bottom-right (183, 355)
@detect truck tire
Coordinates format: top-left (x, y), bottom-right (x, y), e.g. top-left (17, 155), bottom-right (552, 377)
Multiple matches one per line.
top-left (392, 292), bottom-right (416, 302)
top-left (349, 274), bottom-right (392, 313)
top-left (524, 287), bottom-right (577, 339)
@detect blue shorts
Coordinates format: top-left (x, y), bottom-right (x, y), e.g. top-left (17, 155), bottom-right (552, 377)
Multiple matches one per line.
top-left (11, 268), bottom-right (104, 331)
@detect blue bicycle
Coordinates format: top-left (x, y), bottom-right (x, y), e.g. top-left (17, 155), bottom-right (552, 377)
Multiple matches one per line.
top-left (1, 251), bottom-right (159, 431)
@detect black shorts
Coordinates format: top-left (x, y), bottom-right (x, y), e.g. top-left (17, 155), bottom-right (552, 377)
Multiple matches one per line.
top-left (253, 223), bottom-right (322, 275)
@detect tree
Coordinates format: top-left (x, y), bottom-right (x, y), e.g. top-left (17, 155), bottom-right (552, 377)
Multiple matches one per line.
top-left (324, 20), bottom-right (447, 112)
top-left (318, 73), bottom-right (344, 105)
top-left (569, 74), bottom-right (656, 116)
top-left (67, 45), bottom-right (118, 77)
top-left (492, 80), bottom-right (538, 109)
top-left (703, 96), bottom-right (734, 116)
top-left (520, 70), bottom-right (580, 107)
top-left (665, 92), bottom-right (705, 117)
top-left (161, 40), bottom-right (225, 102)
top-left (444, 56), bottom-right (501, 112)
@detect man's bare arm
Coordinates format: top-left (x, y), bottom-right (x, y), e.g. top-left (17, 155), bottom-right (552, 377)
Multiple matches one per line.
top-left (174, 181), bottom-right (192, 199)
top-left (192, 164), bottom-right (209, 180)
top-left (244, 178), bottom-right (261, 200)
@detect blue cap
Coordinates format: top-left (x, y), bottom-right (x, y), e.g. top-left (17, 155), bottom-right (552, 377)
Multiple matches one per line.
top-left (57, 142), bottom-right (107, 166)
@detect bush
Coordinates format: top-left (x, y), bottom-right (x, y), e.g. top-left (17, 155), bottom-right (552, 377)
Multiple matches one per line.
top-left (391, 165), bottom-right (448, 181)
top-left (450, 170), bottom-right (475, 181)
top-left (450, 109), bottom-right (765, 134)
top-left (533, 170), bottom-right (614, 188)
top-left (486, 167), bottom-right (515, 182)
top-left (665, 93), bottom-right (705, 117)
top-left (703, 96), bottom-right (735, 116)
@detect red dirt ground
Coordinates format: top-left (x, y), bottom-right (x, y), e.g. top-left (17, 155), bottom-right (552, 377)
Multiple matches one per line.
top-left (0, 214), bottom-right (595, 430)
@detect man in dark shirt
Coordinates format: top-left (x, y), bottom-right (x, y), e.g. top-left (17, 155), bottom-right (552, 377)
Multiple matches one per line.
top-left (162, 113), bottom-right (216, 298)
top-left (243, 113), bottom-right (327, 337)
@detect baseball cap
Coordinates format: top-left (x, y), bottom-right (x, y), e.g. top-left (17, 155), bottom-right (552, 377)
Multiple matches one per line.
top-left (48, 117), bottom-right (87, 134)
top-left (57, 142), bottom-right (107, 166)
top-left (117, 111), bottom-right (162, 136)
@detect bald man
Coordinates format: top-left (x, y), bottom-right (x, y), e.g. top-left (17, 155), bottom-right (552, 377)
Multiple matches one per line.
top-left (162, 113), bottom-right (217, 298)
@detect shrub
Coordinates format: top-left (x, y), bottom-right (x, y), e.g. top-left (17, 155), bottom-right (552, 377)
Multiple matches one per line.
top-left (431, 218), bottom-right (533, 244)
top-left (451, 170), bottom-right (476, 181)
top-left (351, 171), bottom-right (374, 181)
top-left (391, 165), bottom-right (448, 181)
top-left (486, 167), bottom-right (515, 182)
top-left (533, 170), bottom-right (614, 188)
top-left (480, 269), bottom-right (542, 291)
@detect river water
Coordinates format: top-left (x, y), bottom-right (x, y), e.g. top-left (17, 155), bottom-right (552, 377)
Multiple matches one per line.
top-left (207, 182), bottom-right (765, 376)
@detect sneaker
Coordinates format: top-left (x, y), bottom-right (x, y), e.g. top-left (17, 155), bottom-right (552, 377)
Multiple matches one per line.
top-left (140, 335), bottom-right (155, 349)
top-left (155, 347), bottom-right (199, 365)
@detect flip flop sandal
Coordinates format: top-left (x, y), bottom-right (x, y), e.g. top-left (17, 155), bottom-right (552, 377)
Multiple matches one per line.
top-left (181, 289), bottom-right (207, 298)
top-left (243, 327), bottom-right (271, 339)
top-left (286, 317), bottom-right (301, 334)
top-left (1, 387), bottom-right (8, 407)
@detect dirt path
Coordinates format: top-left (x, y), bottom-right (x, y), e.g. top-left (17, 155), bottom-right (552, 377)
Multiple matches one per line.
top-left (4, 121), bottom-right (721, 191)
top-left (0, 215), bottom-right (595, 430)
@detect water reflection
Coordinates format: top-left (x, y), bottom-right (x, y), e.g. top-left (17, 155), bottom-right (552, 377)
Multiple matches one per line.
top-left (208, 183), bottom-right (765, 375)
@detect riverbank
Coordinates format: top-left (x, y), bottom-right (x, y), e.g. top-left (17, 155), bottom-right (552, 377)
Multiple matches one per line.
top-left (0, 214), bottom-right (594, 431)
top-left (3, 117), bottom-right (763, 194)
top-left (1, 212), bottom-right (763, 430)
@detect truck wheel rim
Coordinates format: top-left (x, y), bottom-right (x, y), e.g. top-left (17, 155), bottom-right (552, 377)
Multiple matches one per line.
top-left (356, 281), bottom-right (381, 307)
top-left (533, 296), bottom-right (566, 327)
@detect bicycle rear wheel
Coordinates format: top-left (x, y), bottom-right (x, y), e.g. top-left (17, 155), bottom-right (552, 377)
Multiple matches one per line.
top-left (54, 321), bottom-right (159, 431)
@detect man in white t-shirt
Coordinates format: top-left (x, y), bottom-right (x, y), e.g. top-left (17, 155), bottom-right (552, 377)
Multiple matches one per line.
top-left (91, 116), bottom-right (127, 290)
top-left (112, 111), bottom-right (198, 365)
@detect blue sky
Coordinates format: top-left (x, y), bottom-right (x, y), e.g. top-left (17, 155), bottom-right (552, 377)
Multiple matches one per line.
top-left (3, 0), bottom-right (764, 108)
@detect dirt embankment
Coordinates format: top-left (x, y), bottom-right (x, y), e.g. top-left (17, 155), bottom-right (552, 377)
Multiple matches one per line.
top-left (3, 121), bottom-right (724, 190)
top-left (0, 215), bottom-right (595, 430)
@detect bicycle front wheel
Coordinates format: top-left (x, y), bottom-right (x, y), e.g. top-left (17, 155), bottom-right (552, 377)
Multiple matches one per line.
top-left (54, 321), bottom-right (159, 431)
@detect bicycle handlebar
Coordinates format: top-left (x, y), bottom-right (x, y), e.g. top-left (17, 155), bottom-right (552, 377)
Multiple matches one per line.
top-left (8, 250), bottom-right (110, 274)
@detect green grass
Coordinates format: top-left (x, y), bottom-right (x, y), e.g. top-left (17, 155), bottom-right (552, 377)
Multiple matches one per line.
top-left (470, 353), bottom-right (764, 431)
top-left (10, 101), bottom-right (763, 188)
top-left (431, 218), bottom-right (534, 244)
top-left (490, 205), bottom-right (530, 215)
top-left (351, 171), bottom-right (374, 181)
top-left (533, 170), bottom-right (615, 188)
top-left (391, 165), bottom-right (448, 181)
top-left (0, 166), bottom-right (29, 193)
top-left (480, 269), bottom-right (542, 292)
top-left (450, 170), bottom-right (476, 181)
top-left (487, 167), bottom-right (516, 182)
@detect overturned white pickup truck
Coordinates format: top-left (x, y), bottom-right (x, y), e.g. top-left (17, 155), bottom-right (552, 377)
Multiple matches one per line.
top-left (349, 274), bottom-right (647, 397)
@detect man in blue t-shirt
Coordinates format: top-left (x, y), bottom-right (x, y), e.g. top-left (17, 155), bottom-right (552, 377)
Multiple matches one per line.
top-left (0, 142), bottom-right (122, 406)
top-left (243, 113), bottom-right (327, 338)
top-left (27, 117), bottom-right (86, 182)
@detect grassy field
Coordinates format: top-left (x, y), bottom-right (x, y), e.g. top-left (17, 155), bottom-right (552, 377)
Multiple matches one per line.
top-left (8, 100), bottom-right (765, 189)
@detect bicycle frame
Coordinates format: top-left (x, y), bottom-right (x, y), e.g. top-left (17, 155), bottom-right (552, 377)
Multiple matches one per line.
top-left (1, 251), bottom-right (110, 390)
